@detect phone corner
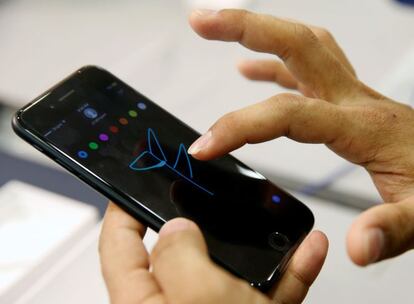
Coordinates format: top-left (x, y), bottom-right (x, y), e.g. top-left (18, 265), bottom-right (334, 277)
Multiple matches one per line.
top-left (250, 276), bottom-right (279, 294)
top-left (300, 199), bottom-right (316, 233)
top-left (77, 65), bottom-right (109, 75)
top-left (11, 110), bottom-right (23, 134)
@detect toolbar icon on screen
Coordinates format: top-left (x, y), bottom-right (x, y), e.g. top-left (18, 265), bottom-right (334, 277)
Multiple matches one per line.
top-left (83, 107), bottom-right (98, 119)
top-left (77, 150), bottom-right (88, 159)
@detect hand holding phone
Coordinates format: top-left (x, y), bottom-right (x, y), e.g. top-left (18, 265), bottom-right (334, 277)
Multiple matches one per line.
top-left (13, 66), bottom-right (314, 290)
top-left (100, 203), bottom-right (328, 303)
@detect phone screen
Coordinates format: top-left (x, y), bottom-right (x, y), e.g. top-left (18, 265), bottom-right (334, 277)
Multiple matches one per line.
top-left (18, 67), bottom-right (313, 286)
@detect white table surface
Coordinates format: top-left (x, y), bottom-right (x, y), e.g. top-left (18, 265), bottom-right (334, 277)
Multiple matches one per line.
top-left (0, 181), bottom-right (99, 304)
top-left (15, 194), bottom-right (414, 304)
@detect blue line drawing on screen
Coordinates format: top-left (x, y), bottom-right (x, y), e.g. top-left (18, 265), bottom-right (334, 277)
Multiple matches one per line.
top-left (129, 128), bottom-right (214, 196)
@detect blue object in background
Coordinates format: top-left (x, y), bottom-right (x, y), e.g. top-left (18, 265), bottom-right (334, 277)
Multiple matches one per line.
top-left (395, 0), bottom-right (414, 5)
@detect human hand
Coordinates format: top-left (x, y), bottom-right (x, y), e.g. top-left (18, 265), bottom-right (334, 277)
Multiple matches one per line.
top-left (99, 203), bottom-right (328, 304)
top-left (187, 9), bottom-right (414, 266)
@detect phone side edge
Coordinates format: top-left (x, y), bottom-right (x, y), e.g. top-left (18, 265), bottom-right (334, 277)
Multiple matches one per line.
top-left (11, 112), bottom-right (165, 232)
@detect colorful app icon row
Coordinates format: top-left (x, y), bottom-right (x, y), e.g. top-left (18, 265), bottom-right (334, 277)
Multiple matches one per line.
top-left (77, 133), bottom-right (108, 158)
top-left (117, 108), bottom-right (139, 126)
top-left (77, 104), bottom-right (146, 159)
top-left (82, 100), bottom-right (146, 121)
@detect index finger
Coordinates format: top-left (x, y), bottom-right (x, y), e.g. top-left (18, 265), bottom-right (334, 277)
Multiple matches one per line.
top-left (99, 202), bottom-right (162, 303)
top-left (189, 9), bottom-right (359, 103)
top-left (188, 94), bottom-right (348, 160)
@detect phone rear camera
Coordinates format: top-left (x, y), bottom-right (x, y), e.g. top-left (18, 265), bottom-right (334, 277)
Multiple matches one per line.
top-left (268, 232), bottom-right (290, 251)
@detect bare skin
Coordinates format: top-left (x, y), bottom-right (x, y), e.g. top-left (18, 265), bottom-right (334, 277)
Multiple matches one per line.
top-left (99, 8), bottom-right (414, 304)
top-left (99, 203), bottom-right (328, 304)
top-left (187, 9), bottom-right (414, 266)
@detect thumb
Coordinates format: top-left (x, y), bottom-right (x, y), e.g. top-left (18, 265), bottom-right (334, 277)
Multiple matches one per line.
top-left (151, 218), bottom-right (211, 299)
top-left (347, 197), bottom-right (414, 266)
top-left (151, 218), bottom-right (268, 303)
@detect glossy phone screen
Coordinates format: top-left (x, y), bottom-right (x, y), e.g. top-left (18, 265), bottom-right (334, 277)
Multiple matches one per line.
top-left (18, 67), bottom-right (313, 286)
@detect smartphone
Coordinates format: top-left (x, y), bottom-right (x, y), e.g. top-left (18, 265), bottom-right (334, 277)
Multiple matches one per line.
top-left (12, 66), bottom-right (314, 291)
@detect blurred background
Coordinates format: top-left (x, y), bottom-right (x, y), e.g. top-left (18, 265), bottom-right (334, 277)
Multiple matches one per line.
top-left (0, 0), bottom-right (413, 303)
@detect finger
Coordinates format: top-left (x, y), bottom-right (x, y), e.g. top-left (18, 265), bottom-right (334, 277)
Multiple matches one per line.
top-left (151, 218), bottom-right (269, 304)
top-left (347, 197), bottom-right (414, 266)
top-left (237, 23), bottom-right (355, 96)
top-left (100, 202), bottom-right (162, 304)
top-left (188, 93), bottom-right (347, 160)
top-left (237, 22), bottom-right (355, 87)
top-left (238, 59), bottom-right (298, 89)
top-left (280, 18), bottom-right (356, 76)
top-left (238, 59), bottom-right (314, 97)
top-left (271, 231), bottom-right (329, 304)
top-left (304, 24), bottom-right (356, 76)
top-left (189, 9), bottom-right (358, 102)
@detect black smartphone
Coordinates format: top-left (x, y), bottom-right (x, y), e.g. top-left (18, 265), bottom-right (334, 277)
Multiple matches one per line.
top-left (12, 66), bottom-right (314, 291)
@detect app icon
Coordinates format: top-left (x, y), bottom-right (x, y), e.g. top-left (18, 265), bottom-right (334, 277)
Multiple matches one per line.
top-left (89, 142), bottom-right (99, 150)
top-left (77, 150), bottom-right (88, 159)
top-left (272, 195), bottom-right (281, 204)
top-left (137, 102), bottom-right (147, 110)
top-left (109, 125), bottom-right (119, 133)
top-left (119, 118), bottom-right (128, 125)
top-left (83, 107), bottom-right (98, 119)
top-left (128, 110), bottom-right (138, 118)
top-left (99, 133), bottom-right (109, 142)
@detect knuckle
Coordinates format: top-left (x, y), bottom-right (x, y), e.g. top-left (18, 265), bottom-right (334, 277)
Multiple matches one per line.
top-left (215, 111), bottom-right (242, 132)
top-left (393, 205), bottom-right (408, 228)
top-left (220, 8), bottom-right (249, 17)
top-left (293, 23), bottom-right (319, 45)
top-left (270, 93), bottom-right (304, 113)
top-left (313, 27), bottom-right (334, 42)
top-left (151, 231), bottom-right (187, 264)
top-left (219, 8), bottom-right (251, 30)
top-left (386, 204), bottom-right (413, 250)
top-left (357, 105), bottom-right (396, 128)
top-left (235, 8), bottom-right (250, 18)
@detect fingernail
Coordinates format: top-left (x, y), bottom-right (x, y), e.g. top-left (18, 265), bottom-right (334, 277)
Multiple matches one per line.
top-left (188, 131), bottom-right (212, 155)
top-left (159, 218), bottom-right (195, 237)
top-left (365, 228), bottom-right (385, 264)
top-left (192, 9), bottom-right (218, 17)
